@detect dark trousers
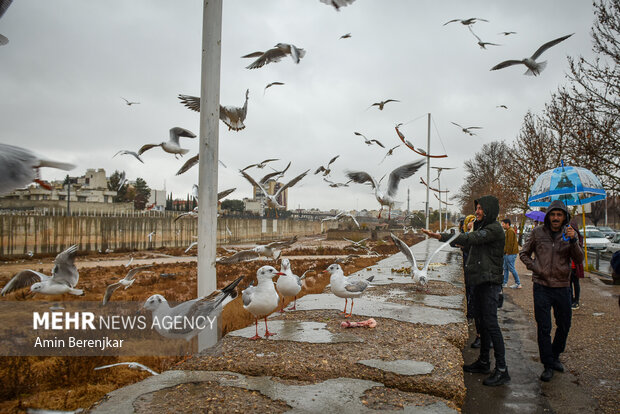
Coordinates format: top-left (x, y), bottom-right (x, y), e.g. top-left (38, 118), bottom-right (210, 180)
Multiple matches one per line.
top-left (570, 269), bottom-right (580, 304)
top-left (533, 283), bottom-right (572, 367)
top-left (473, 282), bottom-right (506, 368)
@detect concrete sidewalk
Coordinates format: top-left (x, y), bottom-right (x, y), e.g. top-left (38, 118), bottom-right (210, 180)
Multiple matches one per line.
top-left (91, 239), bottom-right (468, 413)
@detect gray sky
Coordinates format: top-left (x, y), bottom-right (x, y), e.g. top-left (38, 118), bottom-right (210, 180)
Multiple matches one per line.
top-left (0, 0), bottom-right (596, 214)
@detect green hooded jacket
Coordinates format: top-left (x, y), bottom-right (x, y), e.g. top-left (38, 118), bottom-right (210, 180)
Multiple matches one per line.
top-left (440, 195), bottom-right (505, 286)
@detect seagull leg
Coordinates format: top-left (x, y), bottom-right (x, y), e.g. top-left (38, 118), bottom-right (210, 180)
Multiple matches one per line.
top-left (287, 296), bottom-right (297, 311)
top-left (388, 206), bottom-right (392, 220)
top-left (340, 298), bottom-right (348, 314)
top-left (249, 318), bottom-right (261, 340)
top-left (264, 317), bottom-right (277, 337)
top-left (378, 206), bottom-right (383, 219)
top-left (279, 297), bottom-right (286, 313)
top-left (345, 299), bottom-right (354, 318)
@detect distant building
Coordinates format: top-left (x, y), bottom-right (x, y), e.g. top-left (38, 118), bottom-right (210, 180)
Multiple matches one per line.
top-left (243, 198), bottom-right (262, 214)
top-left (148, 189), bottom-right (166, 209)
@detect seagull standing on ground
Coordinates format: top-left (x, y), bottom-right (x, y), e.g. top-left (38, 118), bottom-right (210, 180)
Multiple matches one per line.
top-left (1, 245), bottom-right (82, 296)
top-left (102, 265), bottom-right (152, 305)
top-left (242, 43), bottom-right (306, 69)
top-left (142, 276), bottom-right (243, 341)
top-left (490, 33), bottom-right (574, 76)
top-left (277, 258), bottom-right (307, 312)
top-left (243, 266), bottom-right (283, 339)
top-left (94, 362), bottom-right (158, 376)
top-left (325, 263), bottom-right (373, 317)
top-left (138, 127), bottom-right (196, 159)
top-left (390, 233), bottom-right (458, 290)
top-left (0, 143), bottom-right (76, 195)
top-left (346, 159), bottom-right (426, 219)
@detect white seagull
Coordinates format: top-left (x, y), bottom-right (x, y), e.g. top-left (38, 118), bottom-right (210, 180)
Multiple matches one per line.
top-left (346, 159), bottom-right (426, 219)
top-left (390, 232), bottom-right (459, 290)
top-left (276, 259), bottom-right (310, 312)
top-left (142, 276), bottom-right (244, 341)
top-left (178, 89), bottom-right (249, 131)
top-left (443, 17), bottom-right (488, 26)
top-left (138, 127), bottom-right (196, 159)
top-left (241, 158), bottom-right (280, 171)
top-left (369, 99), bottom-right (399, 111)
top-left (451, 122), bottom-right (483, 136)
top-left (490, 33), bottom-right (574, 76)
top-left (468, 26), bottom-right (501, 49)
top-left (94, 362), bottom-right (158, 376)
top-left (113, 150), bottom-right (144, 163)
top-left (242, 43), bottom-right (306, 69)
top-left (217, 236), bottom-right (297, 264)
top-left (147, 231), bottom-right (156, 242)
top-left (353, 132), bottom-right (385, 148)
top-left (320, 0), bottom-right (356, 11)
top-left (314, 155), bottom-right (340, 176)
top-left (325, 263), bottom-right (373, 317)
top-left (380, 145), bottom-right (401, 164)
top-left (322, 212), bottom-right (360, 228)
top-left (242, 266), bottom-right (283, 339)
top-left (1, 245), bottom-right (82, 296)
top-left (0, 143), bottom-right (76, 195)
top-left (240, 169), bottom-right (309, 211)
top-left (102, 265), bottom-right (152, 305)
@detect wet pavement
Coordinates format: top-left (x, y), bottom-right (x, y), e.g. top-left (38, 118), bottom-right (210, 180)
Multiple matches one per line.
top-left (91, 239), bottom-right (469, 413)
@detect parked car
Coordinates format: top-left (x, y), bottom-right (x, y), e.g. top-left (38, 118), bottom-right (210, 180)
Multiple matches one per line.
top-left (606, 233), bottom-right (620, 254)
top-left (596, 226), bottom-right (617, 239)
top-left (584, 230), bottom-right (611, 251)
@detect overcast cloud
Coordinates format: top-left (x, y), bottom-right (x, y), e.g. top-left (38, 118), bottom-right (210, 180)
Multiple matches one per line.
top-left (0, 0), bottom-right (596, 214)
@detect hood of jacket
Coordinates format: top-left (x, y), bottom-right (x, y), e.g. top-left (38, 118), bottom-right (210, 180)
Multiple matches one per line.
top-left (473, 195), bottom-right (499, 229)
top-left (544, 200), bottom-right (570, 229)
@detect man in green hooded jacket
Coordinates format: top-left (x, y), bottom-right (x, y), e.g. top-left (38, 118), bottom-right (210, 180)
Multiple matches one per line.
top-left (423, 195), bottom-right (509, 386)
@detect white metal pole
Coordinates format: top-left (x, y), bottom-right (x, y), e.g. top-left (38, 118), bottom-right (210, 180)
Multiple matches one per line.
top-left (425, 113), bottom-right (430, 230)
top-left (445, 189), bottom-right (449, 231)
top-left (197, 0), bottom-right (222, 351)
top-left (437, 172), bottom-right (441, 232)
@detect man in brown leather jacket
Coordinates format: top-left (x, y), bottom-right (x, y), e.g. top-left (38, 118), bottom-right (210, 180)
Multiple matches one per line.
top-left (519, 200), bottom-right (584, 382)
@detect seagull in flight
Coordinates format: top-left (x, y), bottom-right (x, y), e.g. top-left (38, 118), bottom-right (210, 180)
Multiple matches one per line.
top-left (323, 178), bottom-right (351, 188)
top-left (242, 43), bottom-right (306, 69)
top-left (241, 158), bottom-right (280, 171)
top-left (178, 89), bottom-right (249, 131)
top-left (322, 212), bottom-right (360, 228)
top-left (1, 245), bottom-right (82, 296)
top-left (314, 155), bottom-right (340, 176)
top-left (175, 153), bottom-right (229, 176)
top-left (498, 31), bottom-right (517, 36)
top-left (369, 99), bottom-right (399, 111)
top-left (264, 82), bottom-right (284, 95)
top-left (240, 169), bottom-right (309, 212)
top-left (340, 33), bottom-right (352, 39)
top-left (346, 159), bottom-right (426, 219)
top-left (259, 161), bottom-right (291, 185)
top-left (121, 97), bottom-right (140, 106)
top-left (490, 33), bottom-right (574, 76)
top-left (497, 105), bottom-right (508, 109)
top-left (0, 0), bottom-right (14, 46)
top-left (217, 237), bottom-right (297, 264)
top-left (113, 150), bottom-right (144, 163)
top-left (380, 145), bottom-right (401, 164)
top-left (138, 127), bottom-right (196, 159)
top-left (451, 122), bottom-right (482, 136)
top-left (102, 265), bottom-right (152, 305)
top-left (354, 132), bottom-right (385, 148)
top-left (320, 0), bottom-right (357, 11)
top-left (468, 27), bottom-right (500, 49)
top-left (117, 171), bottom-right (127, 191)
top-left (94, 362), bottom-right (158, 376)
top-left (0, 143), bottom-right (75, 195)
top-left (443, 17), bottom-right (488, 26)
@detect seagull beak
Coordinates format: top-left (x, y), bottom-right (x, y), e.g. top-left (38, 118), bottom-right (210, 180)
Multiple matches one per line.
top-left (276, 272), bottom-right (286, 276)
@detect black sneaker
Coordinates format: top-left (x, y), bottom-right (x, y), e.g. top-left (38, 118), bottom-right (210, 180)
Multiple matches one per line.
top-left (463, 359), bottom-right (491, 373)
top-left (540, 367), bottom-right (554, 382)
top-left (470, 336), bottom-right (481, 348)
top-left (483, 367), bottom-right (511, 386)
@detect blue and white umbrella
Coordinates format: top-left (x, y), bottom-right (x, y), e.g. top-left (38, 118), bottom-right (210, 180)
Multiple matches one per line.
top-left (528, 161), bottom-right (606, 207)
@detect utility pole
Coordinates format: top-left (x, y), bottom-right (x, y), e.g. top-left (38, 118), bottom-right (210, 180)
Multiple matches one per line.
top-left (197, 0), bottom-right (222, 351)
top-left (425, 113), bottom-right (431, 230)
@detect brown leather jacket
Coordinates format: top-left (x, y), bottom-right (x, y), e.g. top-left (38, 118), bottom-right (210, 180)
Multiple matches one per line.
top-left (519, 201), bottom-right (584, 287)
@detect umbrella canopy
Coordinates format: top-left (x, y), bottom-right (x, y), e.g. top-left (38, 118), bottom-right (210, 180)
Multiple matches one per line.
top-left (528, 162), bottom-right (606, 207)
top-left (525, 210), bottom-right (546, 222)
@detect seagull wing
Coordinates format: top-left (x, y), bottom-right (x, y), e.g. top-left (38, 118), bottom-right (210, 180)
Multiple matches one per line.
top-left (443, 19), bottom-right (460, 25)
top-left (50, 244), bottom-right (79, 287)
top-left (390, 233), bottom-right (418, 269)
top-left (1, 269), bottom-right (49, 296)
top-left (245, 47), bottom-right (287, 69)
top-left (450, 121), bottom-right (464, 129)
top-left (0, 143), bottom-right (40, 194)
top-left (217, 187), bottom-right (236, 200)
top-left (138, 143), bottom-right (160, 155)
top-left (124, 265), bottom-right (153, 282)
top-left (274, 170), bottom-right (309, 198)
top-left (531, 33), bottom-right (574, 60)
top-left (344, 278), bottom-right (371, 292)
top-left (102, 282), bottom-right (122, 305)
top-left (240, 170), bottom-right (269, 196)
top-left (422, 233), bottom-right (459, 272)
top-left (346, 171), bottom-right (378, 189)
top-left (327, 155), bottom-right (340, 166)
top-left (314, 166), bottom-right (326, 175)
top-left (170, 127), bottom-right (196, 145)
top-left (370, 139), bottom-right (385, 148)
top-left (178, 94), bottom-right (201, 112)
top-left (387, 159), bottom-right (426, 197)
top-left (490, 60), bottom-right (524, 71)
top-left (468, 26), bottom-right (482, 42)
top-left (265, 235), bottom-right (297, 249)
top-left (241, 51), bottom-right (264, 58)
